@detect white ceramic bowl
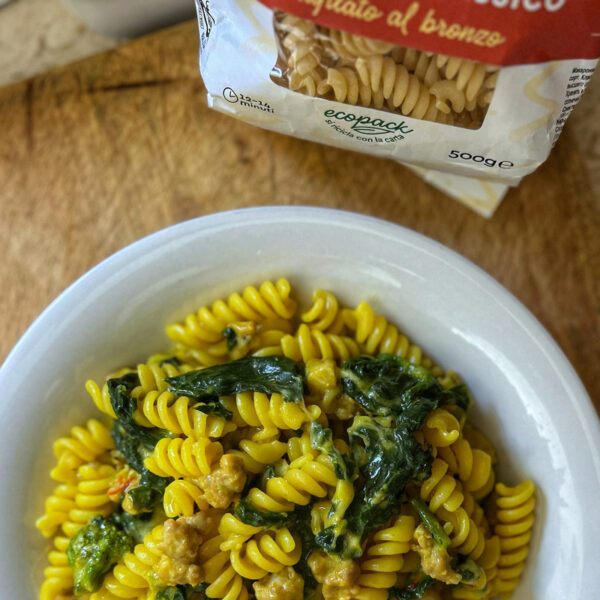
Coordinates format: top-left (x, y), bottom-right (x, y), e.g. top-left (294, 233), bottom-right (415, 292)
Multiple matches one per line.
top-left (1, 207), bottom-right (598, 599)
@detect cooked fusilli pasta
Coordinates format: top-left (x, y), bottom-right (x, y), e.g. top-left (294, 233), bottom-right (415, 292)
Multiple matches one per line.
top-left (343, 301), bottom-right (443, 374)
top-left (144, 437), bottom-right (224, 479)
top-left (50, 419), bottom-right (114, 482)
top-left (35, 279), bottom-right (536, 600)
top-left (280, 323), bottom-right (361, 362)
top-left (357, 515), bottom-right (415, 592)
top-left (301, 289), bottom-right (345, 333)
top-left (221, 391), bottom-right (321, 439)
top-left (165, 278), bottom-right (297, 362)
top-left (492, 480), bottom-right (535, 595)
top-left (230, 528), bottom-right (302, 579)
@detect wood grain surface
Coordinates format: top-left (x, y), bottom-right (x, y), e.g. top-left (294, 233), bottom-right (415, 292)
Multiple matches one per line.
top-left (0, 21), bottom-right (598, 407)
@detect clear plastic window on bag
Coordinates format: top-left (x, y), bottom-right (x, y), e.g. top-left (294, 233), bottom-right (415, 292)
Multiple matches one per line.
top-left (270, 11), bottom-right (499, 129)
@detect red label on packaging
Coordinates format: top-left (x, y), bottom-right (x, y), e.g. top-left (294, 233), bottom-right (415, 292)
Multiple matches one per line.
top-left (258, 0), bottom-right (600, 66)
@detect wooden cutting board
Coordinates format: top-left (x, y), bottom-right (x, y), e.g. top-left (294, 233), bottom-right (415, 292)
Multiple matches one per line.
top-left (0, 21), bottom-right (598, 407)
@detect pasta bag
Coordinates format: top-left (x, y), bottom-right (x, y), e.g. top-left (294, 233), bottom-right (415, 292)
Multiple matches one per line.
top-left (195, 0), bottom-right (599, 215)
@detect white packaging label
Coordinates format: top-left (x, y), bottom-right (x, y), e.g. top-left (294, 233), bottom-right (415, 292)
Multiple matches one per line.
top-left (196, 0), bottom-right (597, 188)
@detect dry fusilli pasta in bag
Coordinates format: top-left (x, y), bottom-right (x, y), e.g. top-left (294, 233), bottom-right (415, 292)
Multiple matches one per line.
top-left (195, 0), bottom-right (599, 214)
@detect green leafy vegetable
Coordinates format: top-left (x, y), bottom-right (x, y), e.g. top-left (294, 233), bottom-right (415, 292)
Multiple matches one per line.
top-left (194, 398), bottom-right (234, 419)
top-left (156, 588), bottom-right (185, 600)
top-left (313, 354), bottom-right (469, 558)
top-left (341, 354), bottom-right (470, 417)
top-left (66, 516), bottom-right (133, 595)
top-left (410, 498), bottom-right (450, 549)
top-left (126, 472), bottom-right (170, 512)
top-left (166, 356), bottom-right (305, 406)
top-left (108, 373), bottom-right (172, 512)
top-left (309, 422), bottom-right (353, 480)
top-left (108, 373), bottom-right (167, 469)
top-left (234, 500), bottom-right (294, 528)
top-left (455, 558), bottom-right (485, 586)
top-left (260, 464), bottom-right (276, 483)
top-left (156, 583), bottom-right (216, 600)
top-left (317, 413), bottom-right (433, 557)
top-left (112, 507), bottom-right (165, 544)
top-left (289, 505), bottom-right (319, 600)
top-left (222, 327), bottom-right (237, 352)
top-left (313, 354), bottom-right (474, 558)
top-left (389, 572), bottom-right (434, 600)
top-left (159, 356), bottom-right (182, 367)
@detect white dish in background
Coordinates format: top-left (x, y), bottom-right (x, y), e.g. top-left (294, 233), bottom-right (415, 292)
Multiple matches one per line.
top-left (60, 0), bottom-right (196, 38)
top-left (0, 207), bottom-right (598, 599)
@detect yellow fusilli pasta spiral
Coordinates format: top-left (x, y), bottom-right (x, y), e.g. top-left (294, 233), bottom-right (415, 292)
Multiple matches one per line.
top-left (452, 534), bottom-right (501, 599)
top-left (301, 289), bottom-right (345, 333)
top-left (163, 479), bottom-right (210, 518)
top-left (280, 323), bottom-right (361, 363)
top-left (137, 390), bottom-right (236, 438)
top-left (165, 279), bottom-right (297, 353)
top-left (344, 302), bottom-right (442, 374)
top-left (310, 499), bottom-right (332, 535)
top-left (85, 360), bottom-right (190, 419)
top-left (421, 408), bottom-right (461, 448)
top-left (219, 513), bottom-right (264, 552)
top-left (230, 529), bottom-right (302, 580)
top-left (420, 458), bottom-right (464, 514)
top-left (228, 437), bottom-right (288, 474)
top-left (50, 419), bottom-right (114, 482)
top-left (437, 438), bottom-right (495, 499)
top-left (40, 536), bottom-right (74, 600)
top-left (493, 481), bottom-right (535, 596)
top-left (36, 482), bottom-right (78, 538)
top-left (433, 484), bottom-right (490, 561)
top-left (246, 454), bottom-right (342, 512)
top-left (462, 424), bottom-right (498, 465)
top-left (199, 534), bottom-right (249, 600)
top-left (221, 391), bottom-right (321, 440)
top-left (144, 437), bottom-right (224, 479)
top-left (437, 504), bottom-right (486, 561)
top-left (357, 515), bottom-right (415, 592)
top-left (85, 379), bottom-right (118, 419)
top-left (62, 464), bottom-right (119, 538)
top-left (89, 525), bottom-right (164, 600)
